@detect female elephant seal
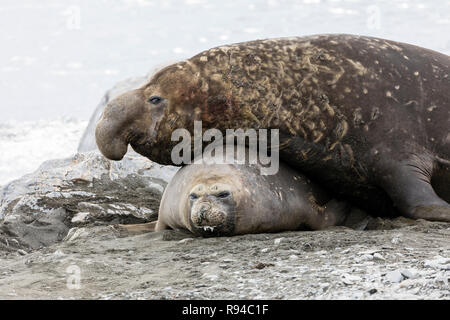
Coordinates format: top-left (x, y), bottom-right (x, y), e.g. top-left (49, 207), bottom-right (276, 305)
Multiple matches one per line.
top-left (117, 151), bottom-right (351, 237)
top-left (96, 34), bottom-right (450, 222)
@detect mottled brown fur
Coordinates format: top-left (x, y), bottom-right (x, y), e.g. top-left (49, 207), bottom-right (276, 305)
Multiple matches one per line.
top-left (96, 34), bottom-right (450, 222)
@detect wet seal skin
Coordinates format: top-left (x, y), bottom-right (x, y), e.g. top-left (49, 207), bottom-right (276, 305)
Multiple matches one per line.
top-left (116, 150), bottom-right (351, 237)
top-left (96, 34), bottom-right (450, 222)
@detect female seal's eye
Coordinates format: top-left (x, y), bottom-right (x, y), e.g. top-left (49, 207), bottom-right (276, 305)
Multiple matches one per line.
top-left (189, 193), bottom-right (199, 200)
top-left (148, 96), bottom-right (163, 104)
top-left (216, 191), bottom-right (231, 198)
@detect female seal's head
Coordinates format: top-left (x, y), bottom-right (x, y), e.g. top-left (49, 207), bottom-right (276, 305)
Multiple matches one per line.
top-left (187, 182), bottom-right (236, 236)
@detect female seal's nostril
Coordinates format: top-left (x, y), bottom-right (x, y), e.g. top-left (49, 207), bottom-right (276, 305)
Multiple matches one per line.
top-left (197, 203), bottom-right (211, 220)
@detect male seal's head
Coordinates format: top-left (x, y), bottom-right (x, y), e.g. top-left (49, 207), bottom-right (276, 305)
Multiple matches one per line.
top-left (187, 182), bottom-right (235, 235)
top-left (95, 59), bottom-right (234, 164)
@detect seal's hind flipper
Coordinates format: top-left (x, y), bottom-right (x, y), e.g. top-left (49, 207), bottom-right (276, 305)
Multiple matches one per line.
top-left (113, 221), bottom-right (157, 237)
top-left (436, 156), bottom-right (450, 168)
top-left (433, 156), bottom-right (450, 203)
top-left (377, 154), bottom-right (450, 222)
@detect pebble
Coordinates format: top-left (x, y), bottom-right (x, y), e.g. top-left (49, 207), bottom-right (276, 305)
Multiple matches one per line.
top-left (320, 282), bottom-right (330, 290)
top-left (386, 270), bottom-right (404, 283)
top-left (368, 288), bottom-right (377, 295)
top-left (359, 249), bottom-right (380, 255)
top-left (53, 250), bottom-right (65, 257)
top-left (288, 255), bottom-right (299, 261)
top-left (373, 253), bottom-right (385, 261)
top-left (360, 254), bottom-right (374, 261)
top-left (63, 227), bottom-right (88, 242)
top-left (341, 274), bottom-right (362, 285)
top-left (409, 287), bottom-right (420, 295)
top-left (424, 256), bottom-right (450, 270)
top-left (434, 274), bottom-right (449, 286)
top-left (330, 270), bottom-right (342, 276)
top-left (202, 273), bottom-right (219, 281)
top-left (274, 238), bottom-right (285, 245)
top-left (178, 238), bottom-right (194, 244)
top-left (400, 269), bottom-right (418, 280)
top-left (261, 248), bottom-right (270, 253)
top-left (17, 249), bottom-right (28, 256)
top-left (71, 212), bottom-right (90, 224)
top-left (399, 279), bottom-right (415, 288)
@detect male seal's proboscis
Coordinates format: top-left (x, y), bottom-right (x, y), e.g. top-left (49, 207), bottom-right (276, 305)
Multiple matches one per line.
top-left (96, 34), bottom-right (450, 222)
top-left (116, 151), bottom-right (351, 237)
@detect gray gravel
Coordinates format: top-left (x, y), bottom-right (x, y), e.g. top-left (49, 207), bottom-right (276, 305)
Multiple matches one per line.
top-left (0, 218), bottom-right (448, 300)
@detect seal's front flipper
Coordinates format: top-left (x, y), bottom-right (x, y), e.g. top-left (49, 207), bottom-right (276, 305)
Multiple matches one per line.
top-left (377, 155), bottom-right (450, 222)
top-left (113, 221), bottom-right (157, 237)
top-left (307, 199), bottom-right (351, 230)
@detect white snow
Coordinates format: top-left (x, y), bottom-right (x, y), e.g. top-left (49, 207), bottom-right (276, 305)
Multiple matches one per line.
top-left (0, 118), bottom-right (87, 186)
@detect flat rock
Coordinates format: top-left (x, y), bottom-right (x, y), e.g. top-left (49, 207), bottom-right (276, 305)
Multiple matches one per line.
top-left (386, 270), bottom-right (404, 283)
top-left (424, 256), bottom-right (450, 270)
top-left (0, 151), bottom-right (178, 251)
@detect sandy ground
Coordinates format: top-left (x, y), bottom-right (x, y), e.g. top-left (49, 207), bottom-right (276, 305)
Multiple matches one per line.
top-left (0, 217), bottom-right (448, 300)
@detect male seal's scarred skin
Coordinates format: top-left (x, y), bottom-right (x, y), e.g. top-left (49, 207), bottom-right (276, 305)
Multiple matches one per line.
top-left (117, 152), bottom-right (350, 237)
top-left (96, 34), bottom-right (450, 222)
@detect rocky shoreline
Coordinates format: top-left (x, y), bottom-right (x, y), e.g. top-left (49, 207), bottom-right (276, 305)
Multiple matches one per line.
top-left (0, 75), bottom-right (448, 300)
top-left (0, 149), bottom-right (448, 299)
top-left (0, 218), bottom-right (448, 299)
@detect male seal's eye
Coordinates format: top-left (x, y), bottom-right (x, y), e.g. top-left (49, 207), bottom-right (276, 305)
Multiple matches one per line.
top-left (189, 193), bottom-right (199, 200)
top-left (216, 191), bottom-right (231, 198)
top-left (148, 96), bottom-right (163, 104)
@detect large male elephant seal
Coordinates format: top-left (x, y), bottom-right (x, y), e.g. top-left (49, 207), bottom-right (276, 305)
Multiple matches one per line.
top-left (116, 150), bottom-right (351, 237)
top-left (96, 34), bottom-right (450, 222)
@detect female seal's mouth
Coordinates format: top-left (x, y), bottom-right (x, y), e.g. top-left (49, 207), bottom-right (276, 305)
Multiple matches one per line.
top-left (196, 225), bottom-right (223, 232)
top-left (189, 215), bottom-right (234, 237)
top-left (192, 223), bottom-right (228, 237)
top-left (189, 202), bottom-right (235, 236)
top-left (191, 208), bottom-right (227, 228)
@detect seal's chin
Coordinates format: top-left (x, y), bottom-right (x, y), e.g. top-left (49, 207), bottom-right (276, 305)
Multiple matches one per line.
top-left (130, 141), bottom-right (156, 161)
top-left (130, 141), bottom-right (174, 165)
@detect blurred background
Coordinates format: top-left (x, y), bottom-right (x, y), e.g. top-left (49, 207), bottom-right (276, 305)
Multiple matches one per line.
top-left (0, 0), bottom-right (449, 185)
